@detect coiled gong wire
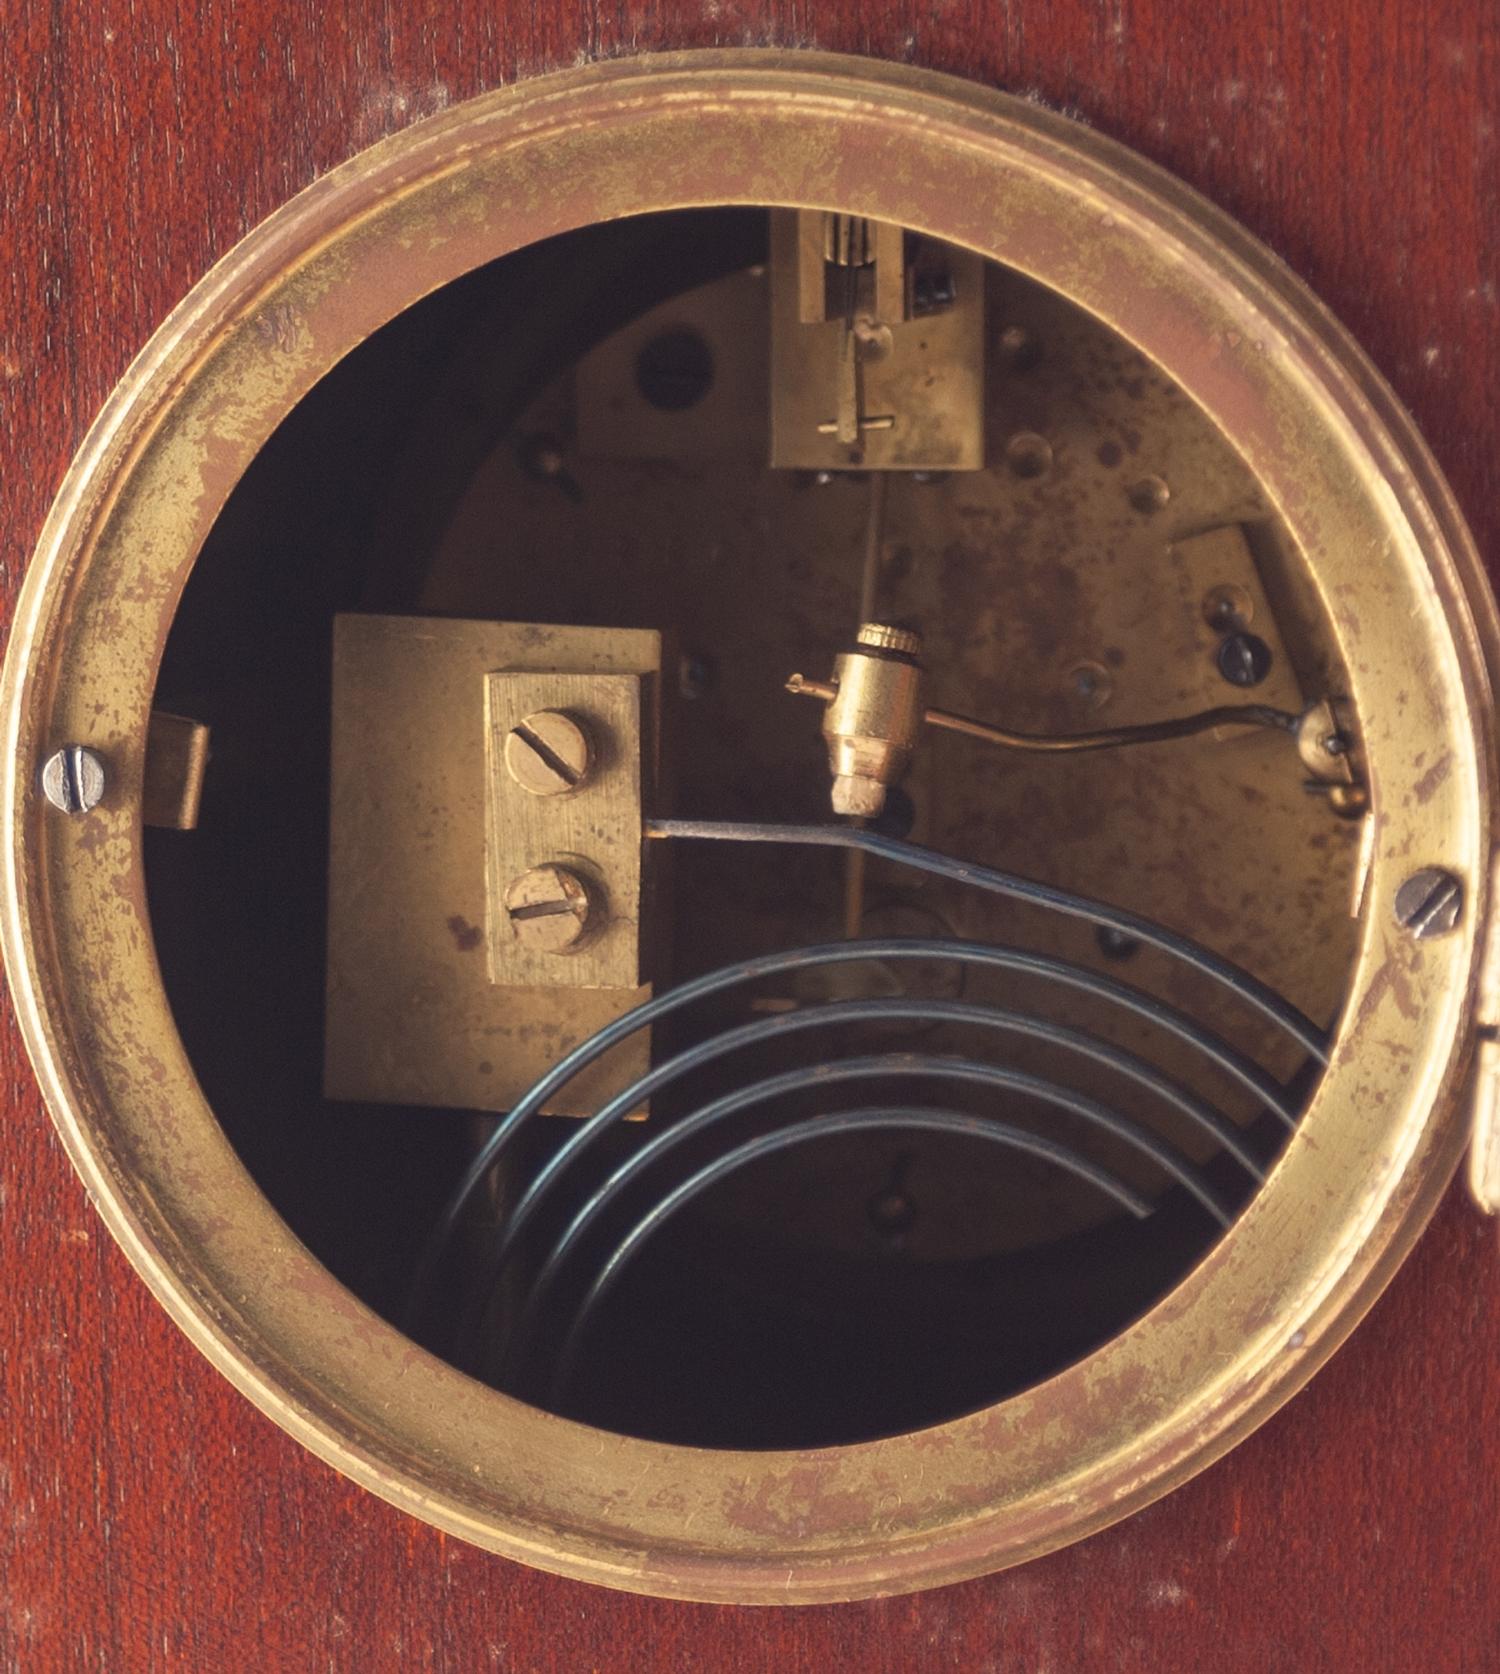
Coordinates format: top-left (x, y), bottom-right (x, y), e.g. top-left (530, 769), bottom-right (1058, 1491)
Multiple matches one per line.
top-left (407, 821), bottom-right (1330, 1410)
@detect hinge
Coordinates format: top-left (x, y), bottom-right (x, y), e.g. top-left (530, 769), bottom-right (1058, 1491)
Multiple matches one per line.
top-left (1468, 849), bottom-right (1500, 1213)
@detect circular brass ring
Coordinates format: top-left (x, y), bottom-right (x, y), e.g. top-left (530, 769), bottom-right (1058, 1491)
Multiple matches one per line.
top-left (3, 50), bottom-right (1496, 1603)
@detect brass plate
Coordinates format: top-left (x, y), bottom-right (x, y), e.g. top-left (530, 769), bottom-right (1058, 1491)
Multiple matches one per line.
top-left (2, 54), bottom-right (1496, 1605)
top-left (576, 268), bottom-right (770, 463)
top-left (325, 614), bottom-right (659, 1116)
top-left (430, 267), bottom-right (1352, 1244)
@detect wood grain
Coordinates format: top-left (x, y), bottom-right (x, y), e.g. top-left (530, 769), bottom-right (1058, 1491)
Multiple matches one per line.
top-left (2, 2), bottom-right (1498, 1668)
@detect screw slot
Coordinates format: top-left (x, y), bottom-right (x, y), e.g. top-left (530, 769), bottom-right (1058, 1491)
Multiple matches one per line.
top-left (1394, 867), bottom-right (1463, 939)
top-left (1215, 631), bottom-right (1273, 688)
top-left (41, 745), bottom-right (106, 815)
top-left (503, 711), bottom-right (592, 797)
top-left (503, 864), bottom-right (597, 954)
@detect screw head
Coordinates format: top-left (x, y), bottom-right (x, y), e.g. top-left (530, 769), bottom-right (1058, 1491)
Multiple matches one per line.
top-left (1067, 659), bottom-right (1113, 711)
top-left (1095, 925), bottom-right (1142, 962)
top-left (503, 864), bottom-right (595, 954)
top-left (518, 434), bottom-right (567, 479)
top-left (1215, 631), bottom-right (1273, 688)
top-left (503, 711), bottom-right (592, 797)
top-left (41, 745), bottom-right (106, 814)
top-left (1394, 867), bottom-right (1464, 939)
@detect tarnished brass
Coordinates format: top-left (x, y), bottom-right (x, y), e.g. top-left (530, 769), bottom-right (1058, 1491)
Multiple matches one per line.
top-left (3, 53), bottom-right (1497, 1607)
top-left (769, 209), bottom-right (984, 472)
top-left (819, 623), bottom-right (925, 816)
top-left (484, 668), bottom-right (648, 990)
top-left (1469, 851), bottom-right (1500, 1213)
top-left (325, 614), bottom-right (659, 1116)
top-left (142, 711), bottom-right (210, 830)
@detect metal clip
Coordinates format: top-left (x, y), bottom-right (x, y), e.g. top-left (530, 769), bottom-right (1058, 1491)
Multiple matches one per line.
top-left (1467, 850), bottom-right (1500, 1214)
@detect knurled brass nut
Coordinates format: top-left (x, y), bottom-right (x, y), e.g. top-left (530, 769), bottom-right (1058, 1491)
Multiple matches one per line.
top-left (855, 621), bottom-right (923, 657)
top-left (503, 710), bottom-right (593, 796)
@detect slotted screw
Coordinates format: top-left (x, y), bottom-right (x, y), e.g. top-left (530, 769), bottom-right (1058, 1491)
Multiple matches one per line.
top-left (503, 711), bottom-right (591, 797)
top-left (40, 745), bottom-right (106, 814)
top-left (503, 864), bottom-right (595, 954)
top-left (1394, 867), bottom-right (1463, 939)
top-left (1215, 631), bottom-right (1273, 688)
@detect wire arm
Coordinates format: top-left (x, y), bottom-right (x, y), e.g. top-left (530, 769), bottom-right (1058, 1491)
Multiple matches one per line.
top-left (785, 673), bottom-right (1300, 754)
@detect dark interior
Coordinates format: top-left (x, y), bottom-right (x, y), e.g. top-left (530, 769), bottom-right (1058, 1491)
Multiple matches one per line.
top-left (144, 208), bottom-right (1340, 1448)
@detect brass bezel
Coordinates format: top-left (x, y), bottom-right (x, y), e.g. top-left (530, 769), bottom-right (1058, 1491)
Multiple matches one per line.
top-left (3, 51), bottom-right (1496, 1604)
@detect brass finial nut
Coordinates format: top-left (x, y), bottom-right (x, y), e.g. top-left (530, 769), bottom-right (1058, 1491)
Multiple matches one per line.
top-left (856, 622), bottom-right (923, 657)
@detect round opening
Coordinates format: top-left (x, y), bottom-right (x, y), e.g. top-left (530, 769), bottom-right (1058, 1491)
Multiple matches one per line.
top-left (142, 205), bottom-right (1363, 1449)
top-left (634, 326), bottom-right (716, 410)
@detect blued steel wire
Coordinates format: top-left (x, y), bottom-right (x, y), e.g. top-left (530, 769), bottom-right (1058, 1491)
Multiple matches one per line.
top-left (496, 1051), bottom-right (1238, 1383)
top-left (409, 953), bottom-right (1284, 1338)
top-left (472, 993), bottom-right (1268, 1368)
top-left (409, 824), bottom-right (1325, 1339)
top-left (646, 821), bottom-right (1328, 1059)
top-left (406, 934), bottom-right (1304, 1338)
top-left (544, 1106), bottom-right (1157, 1403)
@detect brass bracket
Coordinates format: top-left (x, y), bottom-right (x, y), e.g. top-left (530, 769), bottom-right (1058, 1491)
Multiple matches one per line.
top-left (1469, 850), bottom-right (1500, 1214)
top-left (769, 210), bottom-right (984, 472)
top-left (1166, 525), bottom-right (1305, 723)
top-left (143, 710), bottom-right (210, 829)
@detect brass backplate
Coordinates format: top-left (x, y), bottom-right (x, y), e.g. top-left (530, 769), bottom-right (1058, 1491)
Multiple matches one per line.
top-left (325, 614), bottom-right (660, 1116)
top-left (429, 260), bottom-right (1360, 1246)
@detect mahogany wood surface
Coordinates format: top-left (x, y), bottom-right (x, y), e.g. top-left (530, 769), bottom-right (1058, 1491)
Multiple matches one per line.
top-left (2, 2), bottom-right (1498, 1668)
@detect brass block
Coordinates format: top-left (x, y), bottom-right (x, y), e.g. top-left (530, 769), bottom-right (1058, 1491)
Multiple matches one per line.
top-left (325, 614), bottom-right (660, 1116)
top-left (142, 710), bottom-right (210, 830)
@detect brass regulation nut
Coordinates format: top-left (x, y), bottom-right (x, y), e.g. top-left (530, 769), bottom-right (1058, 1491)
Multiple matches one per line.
top-left (823, 622), bottom-right (925, 818)
top-left (503, 863), bottom-right (597, 954)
